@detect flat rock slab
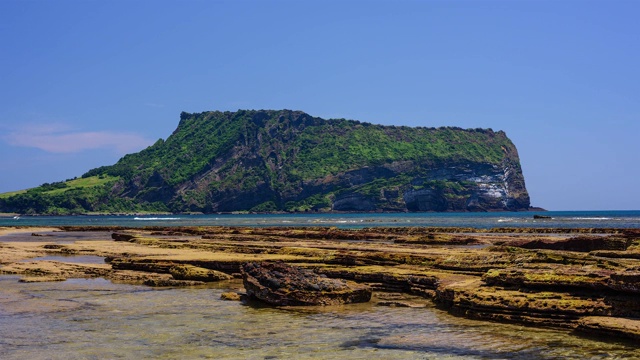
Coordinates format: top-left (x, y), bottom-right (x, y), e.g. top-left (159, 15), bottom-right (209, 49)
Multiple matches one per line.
top-left (242, 262), bottom-right (371, 306)
top-left (577, 316), bottom-right (640, 341)
top-left (510, 236), bottom-right (629, 252)
top-left (169, 264), bottom-right (232, 282)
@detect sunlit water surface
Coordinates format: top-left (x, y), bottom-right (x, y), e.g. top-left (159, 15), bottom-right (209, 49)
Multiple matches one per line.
top-left (0, 277), bottom-right (637, 359)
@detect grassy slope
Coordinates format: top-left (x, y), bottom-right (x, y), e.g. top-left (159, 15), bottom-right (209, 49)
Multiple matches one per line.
top-left (0, 176), bottom-right (118, 198)
top-left (1, 110), bottom-right (524, 214)
top-left (0, 189), bottom-right (27, 198)
top-left (0, 176), bottom-right (126, 214)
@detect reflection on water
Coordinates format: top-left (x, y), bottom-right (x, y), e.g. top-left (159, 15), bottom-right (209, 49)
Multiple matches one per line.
top-left (0, 276), bottom-right (636, 359)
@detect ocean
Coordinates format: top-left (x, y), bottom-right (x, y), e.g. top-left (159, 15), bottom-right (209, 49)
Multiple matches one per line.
top-left (3, 210), bottom-right (640, 229)
top-left (1, 211), bottom-right (639, 359)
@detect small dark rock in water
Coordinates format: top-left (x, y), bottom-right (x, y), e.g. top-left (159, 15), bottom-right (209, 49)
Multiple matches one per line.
top-left (376, 301), bottom-right (426, 308)
top-left (143, 278), bottom-right (205, 287)
top-left (533, 215), bottom-right (552, 219)
top-left (220, 292), bottom-right (243, 301)
top-left (242, 262), bottom-right (371, 306)
top-left (111, 233), bottom-right (136, 242)
top-left (42, 244), bottom-right (66, 249)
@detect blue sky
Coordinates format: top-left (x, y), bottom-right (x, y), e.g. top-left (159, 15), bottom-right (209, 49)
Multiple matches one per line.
top-left (1, 0), bottom-right (638, 210)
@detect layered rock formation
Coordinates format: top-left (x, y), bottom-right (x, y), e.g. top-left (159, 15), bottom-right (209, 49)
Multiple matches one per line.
top-left (242, 262), bottom-right (372, 306)
top-left (2, 226), bottom-right (640, 341)
top-left (0, 110), bottom-right (531, 214)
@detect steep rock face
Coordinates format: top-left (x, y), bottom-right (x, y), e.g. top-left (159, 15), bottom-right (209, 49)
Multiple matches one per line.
top-left (0, 109), bottom-right (531, 214)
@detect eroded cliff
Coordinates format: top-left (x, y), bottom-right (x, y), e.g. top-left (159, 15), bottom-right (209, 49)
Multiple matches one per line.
top-left (0, 109), bottom-right (531, 214)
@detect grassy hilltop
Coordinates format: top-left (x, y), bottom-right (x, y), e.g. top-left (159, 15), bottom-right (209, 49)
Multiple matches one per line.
top-left (0, 110), bottom-right (530, 214)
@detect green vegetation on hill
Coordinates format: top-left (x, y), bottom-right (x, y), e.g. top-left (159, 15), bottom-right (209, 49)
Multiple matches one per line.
top-left (0, 110), bottom-right (530, 214)
top-left (0, 175), bottom-right (168, 215)
top-left (84, 111), bottom-right (252, 186)
top-left (288, 123), bottom-right (508, 180)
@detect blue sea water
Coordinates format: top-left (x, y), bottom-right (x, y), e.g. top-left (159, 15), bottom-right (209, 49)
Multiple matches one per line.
top-left (2, 210), bottom-right (639, 229)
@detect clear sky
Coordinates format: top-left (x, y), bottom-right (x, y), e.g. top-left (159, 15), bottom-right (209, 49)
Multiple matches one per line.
top-left (1, 0), bottom-right (638, 210)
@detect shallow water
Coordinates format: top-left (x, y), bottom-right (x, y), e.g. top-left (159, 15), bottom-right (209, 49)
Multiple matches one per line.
top-left (0, 276), bottom-right (637, 359)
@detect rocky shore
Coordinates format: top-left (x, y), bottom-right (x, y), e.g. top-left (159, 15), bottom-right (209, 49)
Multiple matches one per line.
top-left (1, 225), bottom-right (639, 342)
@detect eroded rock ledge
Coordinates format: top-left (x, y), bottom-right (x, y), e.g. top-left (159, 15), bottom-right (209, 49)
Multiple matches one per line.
top-left (242, 262), bottom-right (371, 306)
top-left (1, 226), bottom-right (639, 342)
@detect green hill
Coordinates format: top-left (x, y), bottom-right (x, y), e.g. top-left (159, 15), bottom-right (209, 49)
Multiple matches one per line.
top-left (0, 110), bottom-right (530, 214)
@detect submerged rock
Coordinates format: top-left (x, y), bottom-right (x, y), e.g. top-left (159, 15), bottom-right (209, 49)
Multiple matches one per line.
top-left (220, 292), bottom-right (243, 301)
top-left (19, 276), bottom-right (66, 283)
top-left (242, 262), bottom-right (371, 306)
top-left (111, 233), bottom-right (136, 242)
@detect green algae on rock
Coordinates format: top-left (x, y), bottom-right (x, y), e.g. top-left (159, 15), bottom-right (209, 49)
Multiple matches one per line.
top-left (169, 264), bottom-right (232, 282)
top-left (2, 225), bottom-right (640, 343)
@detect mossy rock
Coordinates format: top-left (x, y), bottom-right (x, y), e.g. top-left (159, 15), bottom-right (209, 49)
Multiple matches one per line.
top-left (220, 292), bottom-right (242, 301)
top-left (169, 264), bottom-right (232, 282)
top-left (482, 267), bottom-right (612, 291)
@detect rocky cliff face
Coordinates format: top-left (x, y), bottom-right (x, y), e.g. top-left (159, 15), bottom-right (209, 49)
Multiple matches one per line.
top-left (400, 162), bottom-right (525, 212)
top-left (103, 110), bottom-right (530, 213)
top-left (0, 109), bottom-right (531, 214)
top-left (287, 159), bottom-right (529, 212)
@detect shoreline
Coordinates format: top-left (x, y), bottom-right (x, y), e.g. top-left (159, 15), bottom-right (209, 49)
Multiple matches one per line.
top-left (1, 225), bottom-right (639, 343)
top-left (0, 207), bottom-right (551, 217)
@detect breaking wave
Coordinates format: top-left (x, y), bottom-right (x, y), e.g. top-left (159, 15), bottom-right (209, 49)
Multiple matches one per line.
top-left (566, 217), bottom-right (612, 221)
top-left (133, 217), bottom-right (181, 221)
